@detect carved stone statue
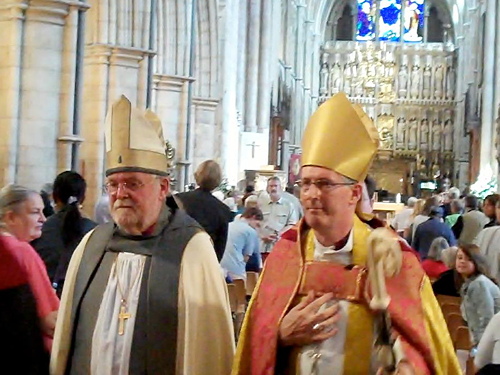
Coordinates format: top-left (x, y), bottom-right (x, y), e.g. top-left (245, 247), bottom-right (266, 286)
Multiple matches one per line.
top-left (443, 120), bottom-right (453, 151)
top-left (319, 60), bottom-right (329, 95)
top-left (329, 62), bottom-right (342, 95)
top-left (420, 118), bottom-right (429, 149)
top-left (398, 64), bottom-right (408, 97)
top-left (434, 64), bottom-right (445, 100)
top-left (408, 118), bottom-right (418, 150)
top-left (446, 66), bottom-right (455, 100)
top-left (343, 63), bottom-right (352, 96)
top-left (432, 120), bottom-right (441, 151)
top-left (396, 117), bottom-right (406, 149)
top-left (410, 65), bottom-right (421, 99)
top-left (422, 65), bottom-right (432, 100)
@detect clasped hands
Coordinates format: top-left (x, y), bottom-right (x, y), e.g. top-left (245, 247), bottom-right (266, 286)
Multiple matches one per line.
top-left (278, 291), bottom-right (415, 375)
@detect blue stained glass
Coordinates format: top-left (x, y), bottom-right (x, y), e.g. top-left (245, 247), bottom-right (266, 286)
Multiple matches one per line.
top-left (403, 0), bottom-right (425, 42)
top-left (379, 0), bottom-right (401, 41)
top-left (356, 0), bottom-right (375, 41)
top-left (355, 0), bottom-right (425, 43)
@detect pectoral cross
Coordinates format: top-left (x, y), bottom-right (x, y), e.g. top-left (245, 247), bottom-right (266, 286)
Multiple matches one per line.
top-left (246, 141), bottom-right (260, 158)
top-left (118, 302), bottom-right (131, 336)
top-left (309, 351), bottom-right (322, 375)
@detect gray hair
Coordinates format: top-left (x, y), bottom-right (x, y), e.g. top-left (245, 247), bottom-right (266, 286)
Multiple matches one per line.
top-left (407, 197), bottom-right (418, 208)
top-left (427, 237), bottom-right (450, 261)
top-left (441, 246), bottom-right (458, 268)
top-left (448, 187), bottom-right (460, 200)
top-left (0, 184), bottom-right (38, 227)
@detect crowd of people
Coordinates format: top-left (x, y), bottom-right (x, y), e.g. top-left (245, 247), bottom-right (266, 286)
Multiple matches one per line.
top-left (1, 92), bottom-right (500, 374)
top-left (392, 189), bottom-right (500, 373)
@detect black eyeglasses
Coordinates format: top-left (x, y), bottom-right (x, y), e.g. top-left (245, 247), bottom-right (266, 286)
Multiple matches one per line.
top-left (296, 179), bottom-right (355, 193)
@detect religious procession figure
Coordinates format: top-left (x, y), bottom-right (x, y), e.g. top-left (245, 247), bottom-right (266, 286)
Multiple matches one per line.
top-left (434, 64), bottom-right (445, 100)
top-left (398, 64), bottom-right (409, 98)
top-left (410, 65), bottom-right (421, 99)
top-left (408, 117), bottom-right (418, 149)
top-left (329, 62), bottom-right (342, 95)
top-left (432, 119), bottom-right (442, 151)
top-left (422, 65), bottom-right (432, 99)
top-left (420, 118), bottom-right (429, 150)
top-left (51, 96), bottom-right (235, 375)
top-left (232, 93), bottom-right (461, 375)
top-left (444, 119), bottom-right (454, 151)
top-left (396, 117), bottom-right (407, 149)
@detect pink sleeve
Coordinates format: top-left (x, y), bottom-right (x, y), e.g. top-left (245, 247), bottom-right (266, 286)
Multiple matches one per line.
top-left (22, 244), bottom-right (60, 318)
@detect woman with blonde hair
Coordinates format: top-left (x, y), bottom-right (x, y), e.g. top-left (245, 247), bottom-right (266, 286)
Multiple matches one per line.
top-left (0, 184), bottom-right (59, 373)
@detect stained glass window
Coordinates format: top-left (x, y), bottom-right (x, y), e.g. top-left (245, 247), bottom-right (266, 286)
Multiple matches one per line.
top-left (357, 0), bottom-right (376, 41)
top-left (379, 0), bottom-right (401, 42)
top-left (403, 0), bottom-right (425, 42)
top-left (356, 0), bottom-right (425, 43)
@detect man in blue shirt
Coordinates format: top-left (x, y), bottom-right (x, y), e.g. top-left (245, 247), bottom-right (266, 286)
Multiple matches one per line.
top-left (221, 207), bottom-right (263, 281)
top-left (412, 206), bottom-right (457, 259)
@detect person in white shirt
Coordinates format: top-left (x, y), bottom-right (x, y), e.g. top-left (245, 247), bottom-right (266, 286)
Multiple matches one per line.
top-left (391, 196), bottom-right (417, 235)
top-left (259, 177), bottom-right (299, 257)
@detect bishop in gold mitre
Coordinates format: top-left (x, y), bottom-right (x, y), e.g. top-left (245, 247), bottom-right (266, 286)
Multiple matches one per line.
top-left (51, 95), bottom-right (235, 375)
top-left (233, 93), bottom-right (461, 375)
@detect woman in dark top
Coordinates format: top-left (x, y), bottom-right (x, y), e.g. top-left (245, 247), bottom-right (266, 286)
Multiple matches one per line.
top-left (432, 246), bottom-right (462, 297)
top-left (33, 171), bottom-right (96, 296)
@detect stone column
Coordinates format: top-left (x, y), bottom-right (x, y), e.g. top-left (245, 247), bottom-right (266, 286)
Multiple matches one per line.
top-left (256, 0), bottom-right (273, 133)
top-left (236, 0), bottom-right (247, 127)
top-left (244, 0), bottom-right (261, 132)
top-left (16, 0), bottom-right (70, 189)
top-left (58, 3), bottom-right (89, 172)
top-left (479, 0), bottom-right (497, 178)
top-left (494, 4), bottom-right (500, 179)
top-left (423, 6), bottom-right (430, 43)
top-left (0, 1), bottom-right (27, 186)
top-left (221, 0), bottom-right (240, 184)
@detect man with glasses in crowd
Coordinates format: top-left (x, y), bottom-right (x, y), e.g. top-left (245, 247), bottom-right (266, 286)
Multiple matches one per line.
top-left (233, 93), bottom-right (460, 374)
top-left (51, 96), bottom-right (234, 375)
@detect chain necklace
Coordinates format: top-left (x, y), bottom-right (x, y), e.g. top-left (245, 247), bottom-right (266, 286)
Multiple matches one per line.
top-left (114, 256), bottom-right (144, 336)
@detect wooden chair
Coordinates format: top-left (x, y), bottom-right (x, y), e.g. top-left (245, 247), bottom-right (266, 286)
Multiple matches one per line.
top-left (233, 279), bottom-right (247, 311)
top-left (436, 294), bottom-right (461, 307)
top-left (446, 313), bottom-right (465, 339)
top-left (454, 326), bottom-right (472, 351)
top-left (227, 283), bottom-right (237, 313)
top-left (246, 272), bottom-right (259, 297)
top-left (441, 302), bottom-right (461, 317)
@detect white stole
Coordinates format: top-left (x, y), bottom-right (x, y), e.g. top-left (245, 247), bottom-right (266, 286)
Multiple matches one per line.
top-left (91, 252), bottom-right (146, 375)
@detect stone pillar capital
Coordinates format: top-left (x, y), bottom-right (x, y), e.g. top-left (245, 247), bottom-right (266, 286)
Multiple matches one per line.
top-left (153, 74), bottom-right (195, 92)
top-left (25, 0), bottom-right (88, 25)
top-left (0, 1), bottom-right (28, 21)
top-left (86, 44), bottom-right (154, 68)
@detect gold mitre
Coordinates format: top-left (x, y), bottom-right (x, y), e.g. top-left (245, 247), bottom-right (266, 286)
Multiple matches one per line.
top-left (105, 95), bottom-right (168, 176)
top-left (301, 92), bottom-right (379, 181)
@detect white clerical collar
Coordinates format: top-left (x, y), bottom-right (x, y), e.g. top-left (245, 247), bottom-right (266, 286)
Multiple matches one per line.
top-left (313, 229), bottom-right (354, 255)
